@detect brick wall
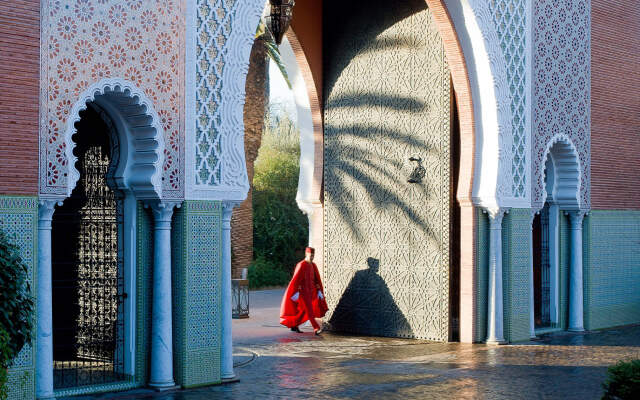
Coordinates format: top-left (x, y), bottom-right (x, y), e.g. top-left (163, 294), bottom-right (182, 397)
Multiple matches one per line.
top-left (591, 1), bottom-right (640, 209)
top-left (0, 1), bottom-right (39, 195)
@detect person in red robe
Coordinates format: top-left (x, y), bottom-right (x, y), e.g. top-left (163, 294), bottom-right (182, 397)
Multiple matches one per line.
top-left (280, 247), bottom-right (328, 335)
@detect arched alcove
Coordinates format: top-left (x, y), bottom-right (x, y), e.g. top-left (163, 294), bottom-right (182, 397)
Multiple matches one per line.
top-left (63, 79), bottom-right (165, 200)
top-left (542, 135), bottom-right (582, 210)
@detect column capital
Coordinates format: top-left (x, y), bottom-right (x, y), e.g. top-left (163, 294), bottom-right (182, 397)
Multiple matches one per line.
top-left (222, 200), bottom-right (241, 224)
top-left (565, 210), bottom-right (587, 228)
top-left (147, 201), bottom-right (182, 223)
top-left (38, 200), bottom-right (62, 229)
top-left (485, 207), bottom-right (509, 229)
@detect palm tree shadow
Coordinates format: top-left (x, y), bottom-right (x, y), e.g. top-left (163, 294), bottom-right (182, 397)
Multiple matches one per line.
top-left (327, 257), bottom-right (413, 338)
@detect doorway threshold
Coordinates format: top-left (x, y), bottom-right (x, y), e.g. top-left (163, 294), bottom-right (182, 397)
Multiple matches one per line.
top-left (55, 380), bottom-right (139, 399)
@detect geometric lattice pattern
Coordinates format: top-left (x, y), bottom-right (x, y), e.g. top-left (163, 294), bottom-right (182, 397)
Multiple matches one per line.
top-left (0, 196), bottom-right (37, 400)
top-left (194, 1), bottom-right (236, 186)
top-left (488, 0), bottom-right (528, 198)
top-left (532, 0), bottom-right (591, 209)
top-left (172, 201), bottom-right (222, 387)
top-left (501, 209), bottom-right (533, 342)
top-left (323, 2), bottom-right (451, 341)
top-left (40, 0), bottom-right (185, 198)
top-left (583, 211), bottom-right (640, 330)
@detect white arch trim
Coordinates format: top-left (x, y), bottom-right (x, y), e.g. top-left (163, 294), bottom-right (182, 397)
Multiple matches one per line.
top-left (210, 0), bottom-right (516, 209)
top-left (62, 79), bottom-right (165, 200)
top-left (275, 36), bottom-right (316, 215)
top-left (541, 134), bottom-right (582, 210)
top-left (444, 0), bottom-right (515, 211)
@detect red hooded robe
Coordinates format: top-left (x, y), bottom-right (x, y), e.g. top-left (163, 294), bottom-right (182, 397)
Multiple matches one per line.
top-left (280, 260), bottom-right (328, 328)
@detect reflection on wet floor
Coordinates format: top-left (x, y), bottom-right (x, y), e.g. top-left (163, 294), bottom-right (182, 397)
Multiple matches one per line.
top-left (64, 290), bottom-right (640, 400)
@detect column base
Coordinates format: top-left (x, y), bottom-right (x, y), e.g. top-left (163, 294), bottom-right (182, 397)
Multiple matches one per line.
top-left (36, 394), bottom-right (56, 400)
top-left (568, 327), bottom-right (585, 332)
top-left (149, 382), bottom-right (179, 391)
top-left (486, 339), bottom-right (507, 345)
top-left (221, 376), bottom-right (240, 384)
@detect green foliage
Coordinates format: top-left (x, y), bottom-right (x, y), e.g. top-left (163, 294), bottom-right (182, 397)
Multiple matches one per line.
top-left (603, 360), bottom-right (640, 400)
top-left (255, 20), bottom-right (291, 89)
top-left (252, 112), bottom-right (308, 285)
top-left (0, 229), bottom-right (34, 399)
top-left (0, 327), bottom-right (9, 400)
top-left (247, 256), bottom-right (291, 290)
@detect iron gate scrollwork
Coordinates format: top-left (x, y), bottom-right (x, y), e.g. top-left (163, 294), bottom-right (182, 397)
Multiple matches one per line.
top-left (52, 106), bottom-right (128, 389)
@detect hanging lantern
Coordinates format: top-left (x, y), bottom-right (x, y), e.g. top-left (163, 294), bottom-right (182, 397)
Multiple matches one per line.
top-left (266, 0), bottom-right (295, 45)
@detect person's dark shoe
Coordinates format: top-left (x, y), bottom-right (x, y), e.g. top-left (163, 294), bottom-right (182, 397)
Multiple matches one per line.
top-left (314, 328), bottom-right (323, 336)
top-left (291, 326), bottom-right (302, 333)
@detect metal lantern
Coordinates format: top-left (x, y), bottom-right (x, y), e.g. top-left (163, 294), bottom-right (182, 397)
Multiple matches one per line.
top-left (266, 0), bottom-right (295, 45)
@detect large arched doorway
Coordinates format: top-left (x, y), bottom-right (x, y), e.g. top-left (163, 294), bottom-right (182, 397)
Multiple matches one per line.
top-left (52, 105), bottom-right (126, 389)
top-left (44, 81), bottom-right (165, 394)
top-left (323, 0), bottom-right (461, 341)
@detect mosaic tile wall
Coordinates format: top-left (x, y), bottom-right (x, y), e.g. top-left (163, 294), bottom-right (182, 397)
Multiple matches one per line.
top-left (172, 201), bottom-right (222, 387)
top-left (323, 1), bottom-right (452, 341)
top-left (487, 0), bottom-right (528, 199)
top-left (40, 0), bottom-right (185, 199)
top-left (475, 209), bottom-right (489, 342)
top-left (532, 0), bottom-right (591, 209)
top-left (0, 197), bottom-right (37, 400)
top-left (583, 211), bottom-right (640, 330)
top-left (501, 209), bottom-right (531, 342)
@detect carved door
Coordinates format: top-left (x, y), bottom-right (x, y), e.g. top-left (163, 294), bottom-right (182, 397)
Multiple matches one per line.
top-left (323, 1), bottom-right (452, 341)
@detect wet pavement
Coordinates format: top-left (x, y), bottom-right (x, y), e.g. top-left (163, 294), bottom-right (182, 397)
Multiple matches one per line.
top-left (73, 289), bottom-right (640, 399)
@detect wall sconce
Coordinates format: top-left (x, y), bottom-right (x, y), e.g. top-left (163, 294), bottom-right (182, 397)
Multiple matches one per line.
top-left (266, 0), bottom-right (295, 45)
top-left (407, 157), bottom-right (426, 183)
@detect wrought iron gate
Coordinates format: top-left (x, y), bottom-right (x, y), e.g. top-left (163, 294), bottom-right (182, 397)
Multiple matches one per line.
top-left (52, 134), bottom-right (127, 389)
top-left (538, 203), bottom-right (552, 327)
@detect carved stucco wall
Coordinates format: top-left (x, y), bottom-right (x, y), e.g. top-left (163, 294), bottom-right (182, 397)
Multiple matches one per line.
top-left (532, 0), bottom-right (590, 210)
top-left (486, 0), bottom-right (528, 200)
top-left (185, 0), bottom-right (264, 201)
top-left (323, 0), bottom-right (451, 341)
top-left (40, 0), bottom-right (185, 199)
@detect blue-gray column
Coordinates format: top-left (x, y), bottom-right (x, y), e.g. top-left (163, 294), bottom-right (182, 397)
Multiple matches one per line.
top-left (221, 201), bottom-right (237, 380)
top-left (528, 210), bottom-right (537, 338)
top-left (486, 208), bottom-right (507, 344)
top-left (149, 201), bottom-right (180, 388)
top-left (36, 200), bottom-right (59, 399)
top-left (568, 211), bottom-right (585, 332)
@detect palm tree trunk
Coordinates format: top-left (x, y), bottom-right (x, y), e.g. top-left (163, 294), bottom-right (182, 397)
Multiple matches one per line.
top-left (231, 37), bottom-right (269, 279)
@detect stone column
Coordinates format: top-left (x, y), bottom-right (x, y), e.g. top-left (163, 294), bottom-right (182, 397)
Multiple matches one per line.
top-left (148, 201), bottom-right (180, 389)
top-left (221, 201), bottom-right (238, 380)
top-left (36, 200), bottom-right (59, 399)
top-left (528, 210), bottom-right (537, 338)
top-left (486, 208), bottom-right (507, 344)
top-left (568, 211), bottom-right (586, 332)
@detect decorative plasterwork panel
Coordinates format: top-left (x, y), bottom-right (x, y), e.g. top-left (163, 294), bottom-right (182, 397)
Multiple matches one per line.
top-left (40, 0), bottom-right (185, 199)
top-left (324, 2), bottom-right (451, 341)
top-left (532, 0), bottom-right (590, 210)
top-left (185, 0), bottom-right (259, 200)
top-left (487, 0), bottom-right (529, 200)
top-left (465, 0), bottom-right (514, 205)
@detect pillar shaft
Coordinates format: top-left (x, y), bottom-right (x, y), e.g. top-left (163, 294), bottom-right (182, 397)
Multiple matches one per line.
top-left (568, 211), bottom-right (585, 332)
top-left (149, 201), bottom-right (179, 388)
top-left (221, 202), bottom-right (236, 380)
top-left (36, 200), bottom-right (58, 399)
top-left (528, 211), bottom-right (536, 338)
top-left (486, 208), bottom-right (507, 344)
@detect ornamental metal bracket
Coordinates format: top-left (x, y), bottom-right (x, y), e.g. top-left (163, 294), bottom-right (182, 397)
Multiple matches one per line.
top-left (407, 157), bottom-right (426, 183)
top-left (266, 0), bottom-right (295, 45)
